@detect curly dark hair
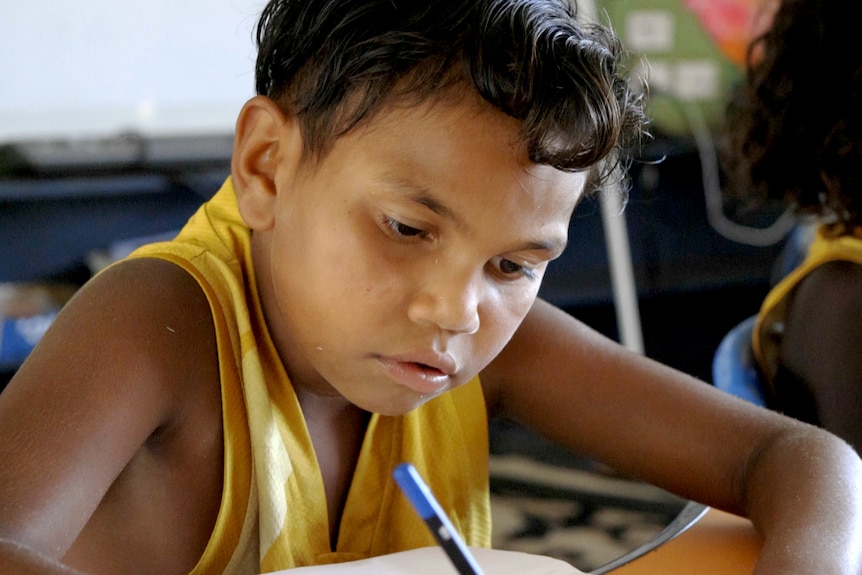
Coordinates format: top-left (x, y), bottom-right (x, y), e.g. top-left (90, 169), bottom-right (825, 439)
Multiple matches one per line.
top-left (254, 0), bottom-right (646, 188)
top-left (724, 0), bottom-right (862, 231)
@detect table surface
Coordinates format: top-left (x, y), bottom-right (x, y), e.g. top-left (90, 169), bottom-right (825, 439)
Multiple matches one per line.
top-left (610, 508), bottom-right (762, 574)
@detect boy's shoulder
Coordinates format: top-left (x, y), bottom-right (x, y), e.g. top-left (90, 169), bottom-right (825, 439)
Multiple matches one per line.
top-left (0, 256), bottom-right (224, 573)
top-left (75, 256), bottom-right (219, 389)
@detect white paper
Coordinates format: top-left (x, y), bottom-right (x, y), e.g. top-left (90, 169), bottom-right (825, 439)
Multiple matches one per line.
top-left (264, 547), bottom-right (582, 574)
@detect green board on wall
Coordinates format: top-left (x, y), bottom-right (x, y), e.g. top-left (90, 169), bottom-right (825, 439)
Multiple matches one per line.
top-left (599, 0), bottom-right (747, 137)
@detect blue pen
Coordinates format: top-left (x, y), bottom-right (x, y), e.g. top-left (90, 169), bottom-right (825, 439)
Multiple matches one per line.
top-left (393, 463), bottom-right (486, 575)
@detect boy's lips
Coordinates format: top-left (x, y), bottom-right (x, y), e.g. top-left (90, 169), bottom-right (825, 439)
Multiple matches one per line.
top-left (376, 351), bottom-right (457, 395)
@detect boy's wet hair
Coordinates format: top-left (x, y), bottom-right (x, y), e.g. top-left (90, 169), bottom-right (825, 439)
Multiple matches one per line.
top-left (254, 0), bottom-right (646, 188)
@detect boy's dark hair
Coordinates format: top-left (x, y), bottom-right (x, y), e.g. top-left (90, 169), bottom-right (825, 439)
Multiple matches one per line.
top-left (724, 0), bottom-right (861, 231)
top-left (254, 0), bottom-right (646, 189)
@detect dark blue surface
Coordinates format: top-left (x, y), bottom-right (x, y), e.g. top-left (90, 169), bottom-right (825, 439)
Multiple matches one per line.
top-left (0, 170), bottom-right (225, 282)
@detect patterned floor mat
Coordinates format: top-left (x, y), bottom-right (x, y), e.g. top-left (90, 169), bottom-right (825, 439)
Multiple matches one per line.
top-left (489, 425), bottom-right (689, 573)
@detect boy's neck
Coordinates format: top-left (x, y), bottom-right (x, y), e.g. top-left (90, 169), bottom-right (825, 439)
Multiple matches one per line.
top-left (296, 388), bottom-right (372, 549)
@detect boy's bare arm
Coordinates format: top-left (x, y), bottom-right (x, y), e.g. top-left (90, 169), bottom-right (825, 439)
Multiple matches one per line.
top-left (482, 298), bottom-right (862, 574)
top-left (0, 258), bottom-right (220, 572)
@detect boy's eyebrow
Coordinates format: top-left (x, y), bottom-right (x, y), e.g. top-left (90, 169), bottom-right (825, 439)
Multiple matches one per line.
top-left (384, 176), bottom-right (568, 255)
top-left (411, 193), bottom-right (461, 226)
top-left (521, 237), bottom-right (567, 255)
top-left (412, 190), bottom-right (568, 256)
top-left (380, 175), bottom-right (465, 228)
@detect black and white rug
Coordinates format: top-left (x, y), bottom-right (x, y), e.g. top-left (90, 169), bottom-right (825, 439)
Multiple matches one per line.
top-left (489, 422), bottom-right (687, 573)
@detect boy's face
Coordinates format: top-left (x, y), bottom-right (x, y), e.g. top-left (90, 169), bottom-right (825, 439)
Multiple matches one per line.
top-left (251, 94), bottom-right (585, 415)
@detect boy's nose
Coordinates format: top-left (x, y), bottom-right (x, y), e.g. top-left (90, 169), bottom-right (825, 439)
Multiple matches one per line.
top-left (407, 273), bottom-right (481, 335)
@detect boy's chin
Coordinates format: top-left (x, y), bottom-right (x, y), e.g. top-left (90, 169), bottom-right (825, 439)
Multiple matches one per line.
top-left (359, 391), bottom-right (446, 417)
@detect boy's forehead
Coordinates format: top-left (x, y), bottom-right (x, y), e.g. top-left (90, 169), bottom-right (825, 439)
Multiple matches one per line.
top-left (335, 92), bottom-right (588, 196)
top-left (293, 88), bottom-right (588, 220)
top-left (347, 90), bottom-right (523, 155)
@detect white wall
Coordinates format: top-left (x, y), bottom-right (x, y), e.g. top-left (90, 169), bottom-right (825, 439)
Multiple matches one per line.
top-left (0, 0), bottom-right (265, 141)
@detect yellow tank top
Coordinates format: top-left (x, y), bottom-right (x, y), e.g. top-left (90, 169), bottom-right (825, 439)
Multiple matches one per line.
top-left (753, 224), bottom-right (862, 392)
top-left (129, 178), bottom-right (491, 574)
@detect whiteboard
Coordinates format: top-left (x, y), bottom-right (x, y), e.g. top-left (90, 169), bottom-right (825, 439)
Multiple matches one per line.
top-left (0, 0), bottom-right (265, 142)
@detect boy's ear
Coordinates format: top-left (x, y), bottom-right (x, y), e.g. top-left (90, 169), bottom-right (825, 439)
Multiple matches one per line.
top-left (231, 95), bottom-right (302, 231)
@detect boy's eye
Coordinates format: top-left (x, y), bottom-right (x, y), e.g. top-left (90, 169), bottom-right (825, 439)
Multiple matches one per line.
top-left (499, 259), bottom-right (523, 275)
top-left (382, 216), bottom-right (428, 240)
top-left (492, 256), bottom-right (537, 281)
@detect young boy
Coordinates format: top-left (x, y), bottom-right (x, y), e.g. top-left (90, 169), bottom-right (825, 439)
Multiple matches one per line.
top-left (1, 1), bottom-right (860, 574)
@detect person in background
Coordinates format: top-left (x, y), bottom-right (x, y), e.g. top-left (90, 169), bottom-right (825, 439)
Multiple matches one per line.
top-left (724, 0), bottom-right (862, 452)
top-left (0, 1), bottom-right (860, 574)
